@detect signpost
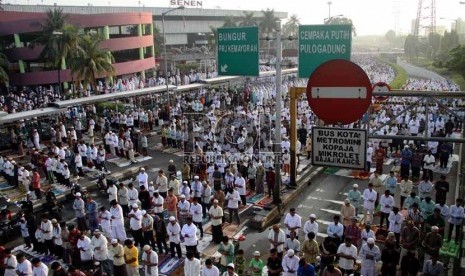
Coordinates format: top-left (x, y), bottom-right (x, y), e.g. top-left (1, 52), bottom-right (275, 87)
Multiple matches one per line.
top-left (217, 26), bottom-right (259, 76)
top-left (373, 82), bottom-right (391, 102)
top-left (298, 24), bottom-right (352, 78)
top-left (312, 127), bottom-right (367, 170)
top-left (306, 59), bottom-right (372, 125)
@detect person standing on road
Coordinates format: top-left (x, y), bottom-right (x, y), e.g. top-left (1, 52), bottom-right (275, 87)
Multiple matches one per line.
top-left (348, 184), bottom-right (362, 215)
top-left (123, 239), bottom-right (139, 276)
top-left (155, 170), bottom-right (168, 198)
top-left (359, 238), bottom-right (381, 276)
top-left (129, 204), bottom-right (144, 247)
top-left (336, 237), bottom-right (357, 276)
top-left (434, 175), bottom-right (449, 205)
top-left (86, 196), bottom-right (99, 233)
top-left (182, 217), bottom-right (199, 258)
top-left (303, 214), bottom-right (319, 240)
top-left (362, 183), bottom-right (377, 225)
top-left (282, 249), bottom-right (299, 276)
top-left (110, 200), bottom-right (127, 242)
top-left (142, 245), bottom-right (158, 276)
top-left (138, 168), bottom-right (149, 191)
top-left (3, 248), bottom-right (17, 276)
top-left (226, 186), bottom-right (241, 225)
top-left (284, 208), bottom-right (302, 239)
top-left (77, 233), bottom-right (93, 270)
top-left (107, 181), bottom-right (118, 203)
top-left (399, 176), bottom-right (413, 208)
top-left (165, 188), bottom-right (178, 219)
top-left (91, 229), bottom-right (112, 276)
top-left (127, 183), bottom-right (139, 208)
top-left (118, 183), bottom-right (129, 216)
top-left (109, 239), bottom-right (127, 276)
top-left (167, 216), bottom-right (182, 258)
top-left (268, 224), bottom-right (286, 259)
top-left (209, 199), bottom-right (224, 244)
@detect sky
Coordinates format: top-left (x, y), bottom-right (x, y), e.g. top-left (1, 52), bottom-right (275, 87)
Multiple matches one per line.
top-left (6, 0), bottom-right (465, 36)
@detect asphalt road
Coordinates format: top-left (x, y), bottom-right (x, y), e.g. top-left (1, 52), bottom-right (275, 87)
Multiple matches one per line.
top-left (397, 58), bottom-right (445, 80)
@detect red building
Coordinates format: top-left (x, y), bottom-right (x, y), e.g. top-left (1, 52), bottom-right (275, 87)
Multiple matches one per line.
top-left (0, 10), bottom-right (156, 86)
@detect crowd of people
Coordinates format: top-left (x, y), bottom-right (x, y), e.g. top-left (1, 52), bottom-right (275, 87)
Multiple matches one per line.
top-left (0, 54), bottom-right (464, 276)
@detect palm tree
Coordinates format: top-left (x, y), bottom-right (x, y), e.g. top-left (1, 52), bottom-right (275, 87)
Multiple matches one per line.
top-left (239, 11), bottom-right (257, 27)
top-left (325, 16), bottom-right (357, 36)
top-left (35, 8), bottom-right (70, 69)
top-left (222, 16), bottom-right (237, 28)
top-left (259, 9), bottom-right (279, 54)
top-left (68, 34), bottom-right (115, 92)
top-left (0, 51), bottom-right (8, 84)
top-left (259, 9), bottom-right (279, 34)
top-left (283, 14), bottom-right (300, 49)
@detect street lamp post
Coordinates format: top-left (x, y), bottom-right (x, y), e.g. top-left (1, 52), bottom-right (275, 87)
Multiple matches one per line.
top-left (327, 1), bottom-right (332, 19)
top-left (162, 5), bottom-right (184, 112)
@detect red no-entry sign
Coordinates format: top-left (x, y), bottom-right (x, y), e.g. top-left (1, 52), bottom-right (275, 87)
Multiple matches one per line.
top-left (372, 82), bottom-right (391, 102)
top-left (306, 59), bottom-right (373, 125)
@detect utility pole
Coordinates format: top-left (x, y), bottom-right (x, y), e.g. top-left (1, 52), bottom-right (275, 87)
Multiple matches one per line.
top-left (273, 22), bottom-right (283, 206)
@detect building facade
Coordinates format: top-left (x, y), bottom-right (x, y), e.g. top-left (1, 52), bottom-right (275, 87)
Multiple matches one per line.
top-left (0, 4), bottom-right (287, 87)
top-left (0, 9), bottom-right (155, 86)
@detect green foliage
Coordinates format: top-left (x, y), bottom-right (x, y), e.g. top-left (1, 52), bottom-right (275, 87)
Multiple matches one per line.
top-left (283, 15), bottom-right (300, 49)
top-left (239, 11), bottom-right (257, 27)
top-left (153, 25), bottom-right (164, 57)
top-left (376, 57), bottom-right (407, 89)
top-left (427, 33), bottom-right (441, 60)
top-left (439, 30), bottom-right (459, 56)
top-left (96, 102), bottom-right (124, 113)
top-left (175, 63), bottom-right (199, 75)
top-left (0, 51), bottom-right (8, 83)
top-left (384, 30), bottom-right (396, 45)
top-left (404, 35), bottom-right (418, 61)
top-left (259, 9), bottom-right (279, 34)
top-left (324, 16), bottom-right (357, 36)
top-left (222, 17), bottom-right (237, 28)
top-left (68, 34), bottom-right (115, 90)
top-left (445, 45), bottom-right (465, 79)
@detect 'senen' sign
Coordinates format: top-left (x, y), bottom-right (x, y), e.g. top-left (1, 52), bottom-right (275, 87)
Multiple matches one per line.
top-left (312, 127), bottom-right (367, 170)
top-left (170, 0), bottom-right (203, 7)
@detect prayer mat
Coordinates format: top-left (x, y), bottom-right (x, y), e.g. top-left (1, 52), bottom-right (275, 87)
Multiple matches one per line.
top-left (323, 167), bottom-right (339, 174)
top-left (247, 193), bottom-right (265, 204)
top-left (204, 223), bottom-right (239, 239)
top-left (255, 196), bottom-right (273, 207)
top-left (159, 257), bottom-right (184, 276)
top-left (0, 183), bottom-right (13, 191)
top-left (440, 240), bottom-right (459, 258)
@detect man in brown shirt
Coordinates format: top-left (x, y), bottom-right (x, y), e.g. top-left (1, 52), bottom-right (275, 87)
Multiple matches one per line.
top-left (165, 188), bottom-right (178, 219)
top-left (422, 226), bottom-right (443, 261)
top-left (400, 219), bottom-right (420, 260)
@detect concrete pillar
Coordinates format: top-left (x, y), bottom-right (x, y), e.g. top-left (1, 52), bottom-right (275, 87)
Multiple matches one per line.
top-left (150, 23), bottom-right (155, 57)
top-left (13, 34), bottom-right (25, 74)
top-left (137, 24), bottom-right (145, 79)
top-left (103, 25), bottom-right (113, 84)
top-left (61, 57), bottom-right (69, 89)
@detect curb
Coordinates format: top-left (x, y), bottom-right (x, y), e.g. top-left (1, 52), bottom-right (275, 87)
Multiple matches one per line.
top-left (254, 166), bottom-right (324, 231)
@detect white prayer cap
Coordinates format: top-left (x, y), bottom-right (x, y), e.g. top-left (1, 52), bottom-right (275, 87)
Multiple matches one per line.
top-left (353, 184), bottom-right (358, 188)
top-left (132, 204), bottom-right (138, 208)
top-left (169, 216), bottom-right (176, 221)
top-left (111, 239), bottom-right (118, 244)
top-left (180, 194), bottom-right (186, 199)
top-left (143, 245), bottom-right (151, 251)
top-left (367, 238), bottom-right (375, 244)
top-left (287, 249), bottom-right (295, 256)
top-left (309, 214), bottom-right (316, 219)
top-left (194, 176), bottom-right (199, 179)
top-left (75, 192), bottom-right (82, 197)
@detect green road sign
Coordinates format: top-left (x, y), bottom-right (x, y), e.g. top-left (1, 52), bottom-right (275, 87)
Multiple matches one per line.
top-left (298, 24), bottom-right (352, 78)
top-left (217, 26), bottom-right (259, 76)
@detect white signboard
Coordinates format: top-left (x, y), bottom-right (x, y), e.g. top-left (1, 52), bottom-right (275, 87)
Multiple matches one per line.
top-left (312, 127), bottom-right (367, 169)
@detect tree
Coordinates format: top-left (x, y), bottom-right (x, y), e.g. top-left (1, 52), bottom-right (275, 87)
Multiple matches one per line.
top-left (222, 16), bottom-right (237, 28)
top-left (324, 16), bottom-right (357, 36)
top-left (239, 11), bottom-right (257, 27)
top-left (153, 25), bottom-right (164, 57)
top-left (445, 45), bottom-right (465, 80)
top-left (283, 14), bottom-right (300, 49)
top-left (32, 8), bottom-right (69, 69)
top-left (68, 34), bottom-right (115, 91)
top-left (385, 30), bottom-right (396, 45)
top-left (439, 30), bottom-right (460, 56)
top-left (0, 51), bottom-right (8, 84)
top-left (404, 34), bottom-right (419, 61)
top-left (259, 9), bottom-right (279, 34)
top-left (427, 32), bottom-right (441, 60)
